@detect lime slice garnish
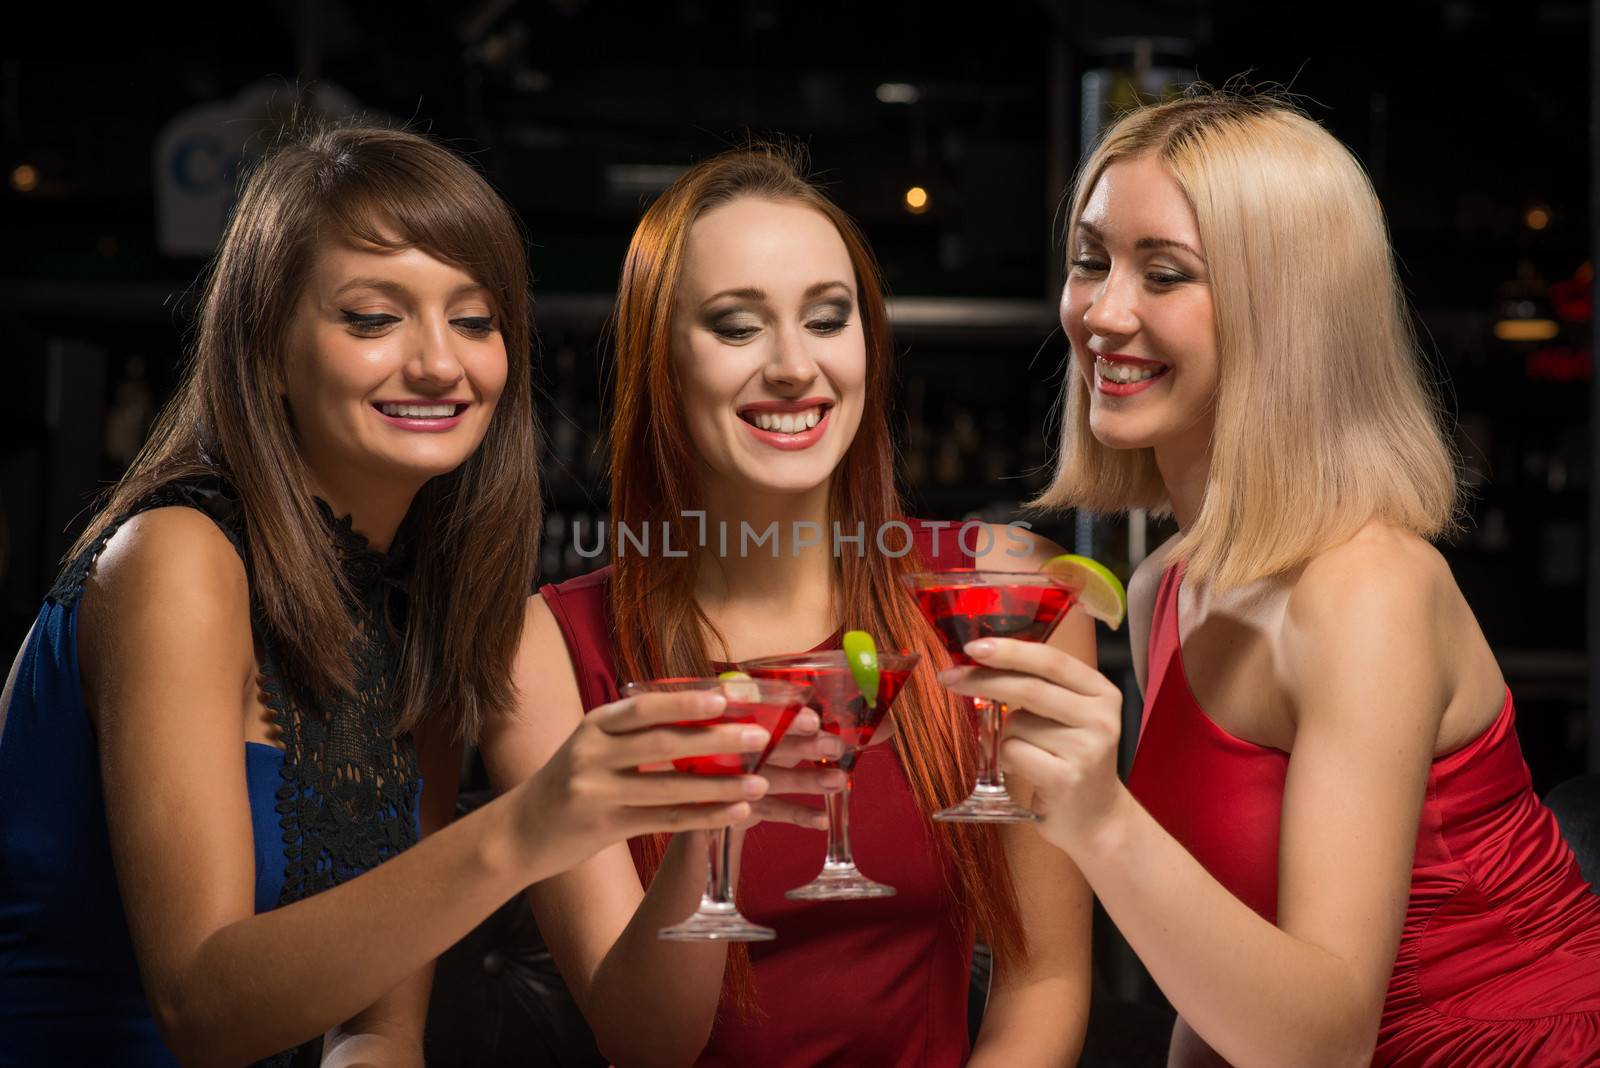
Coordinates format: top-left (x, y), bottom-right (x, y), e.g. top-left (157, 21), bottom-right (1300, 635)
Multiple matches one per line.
top-left (1042, 554), bottom-right (1127, 630)
top-left (716, 670), bottom-right (759, 703)
top-left (841, 630), bottom-right (880, 709)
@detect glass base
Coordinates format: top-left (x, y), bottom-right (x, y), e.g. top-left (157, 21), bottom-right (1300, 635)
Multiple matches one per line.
top-left (658, 900), bottom-right (775, 942)
top-left (934, 785), bottom-right (1040, 824)
top-left (784, 862), bottom-right (897, 901)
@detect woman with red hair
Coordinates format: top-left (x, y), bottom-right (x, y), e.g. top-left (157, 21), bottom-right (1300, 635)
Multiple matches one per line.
top-left (480, 144), bottom-right (1094, 1066)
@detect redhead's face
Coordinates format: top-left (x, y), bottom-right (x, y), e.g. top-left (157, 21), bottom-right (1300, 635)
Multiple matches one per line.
top-left (282, 236), bottom-right (507, 493)
top-left (670, 196), bottom-right (867, 498)
top-left (1060, 153), bottom-right (1218, 454)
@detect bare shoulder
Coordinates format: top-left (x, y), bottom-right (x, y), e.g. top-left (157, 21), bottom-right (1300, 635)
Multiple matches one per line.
top-left (1286, 525), bottom-right (1453, 637)
top-left (971, 521), bottom-right (1060, 570)
top-left (82, 506), bottom-right (251, 640)
top-left (77, 506), bottom-right (255, 729)
top-left (479, 594), bottom-right (589, 789)
top-left (496, 594), bottom-right (585, 736)
top-left (1279, 524), bottom-right (1455, 714)
top-left (514, 594), bottom-right (573, 677)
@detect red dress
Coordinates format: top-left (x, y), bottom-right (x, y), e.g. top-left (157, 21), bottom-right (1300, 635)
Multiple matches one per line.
top-left (540, 521), bottom-right (979, 1067)
top-left (1128, 565), bottom-right (1600, 1066)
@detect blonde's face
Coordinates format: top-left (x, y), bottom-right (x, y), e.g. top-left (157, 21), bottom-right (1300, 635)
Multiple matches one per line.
top-left (1060, 153), bottom-right (1218, 455)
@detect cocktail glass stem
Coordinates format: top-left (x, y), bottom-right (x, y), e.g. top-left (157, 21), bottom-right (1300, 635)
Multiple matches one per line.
top-left (658, 827), bottom-right (775, 941)
top-left (972, 696), bottom-right (1006, 792)
top-left (823, 778), bottom-right (855, 869)
top-left (707, 827), bottom-right (735, 909)
top-left (933, 695), bottom-right (1040, 822)
top-left (783, 770), bottom-right (896, 900)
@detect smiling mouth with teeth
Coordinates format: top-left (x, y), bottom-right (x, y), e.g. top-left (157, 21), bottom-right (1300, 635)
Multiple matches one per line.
top-left (1095, 356), bottom-right (1170, 385)
top-left (739, 405), bottom-right (829, 434)
top-left (375, 402), bottom-right (469, 419)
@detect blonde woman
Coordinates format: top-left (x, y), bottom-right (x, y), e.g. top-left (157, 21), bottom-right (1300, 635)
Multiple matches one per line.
top-left (939, 88), bottom-right (1600, 1066)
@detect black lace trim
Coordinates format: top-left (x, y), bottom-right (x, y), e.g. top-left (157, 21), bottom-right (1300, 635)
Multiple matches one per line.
top-left (311, 495), bottom-right (412, 601)
top-left (49, 477), bottom-right (421, 1068)
top-left (266, 501), bottom-right (422, 907)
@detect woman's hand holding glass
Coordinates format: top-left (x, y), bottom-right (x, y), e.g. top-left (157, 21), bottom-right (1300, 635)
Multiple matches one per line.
top-left (729, 708), bottom-right (845, 834)
top-left (629, 706), bottom-right (845, 834)
top-left (939, 637), bottom-right (1126, 854)
top-left (507, 690), bottom-right (775, 877)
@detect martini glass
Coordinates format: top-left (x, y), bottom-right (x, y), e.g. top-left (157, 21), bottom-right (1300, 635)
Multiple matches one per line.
top-left (740, 649), bottom-right (920, 900)
top-left (900, 570), bottom-right (1077, 822)
top-left (620, 675), bottom-right (811, 941)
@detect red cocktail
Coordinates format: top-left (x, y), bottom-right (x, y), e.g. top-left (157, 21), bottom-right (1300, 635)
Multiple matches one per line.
top-left (667, 699), bottom-right (804, 776)
top-left (621, 676), bottom-right (811, 941)
top-left (914, 582), bottom-right (1078, 663)
top-left (741, 649), bottom-right (920, 900)
top-left (901, 570), bottom-right (1077, 822)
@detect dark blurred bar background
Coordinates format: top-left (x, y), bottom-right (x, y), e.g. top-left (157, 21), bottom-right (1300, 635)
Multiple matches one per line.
top-left (1, 2), bottom-right (1593, 1055)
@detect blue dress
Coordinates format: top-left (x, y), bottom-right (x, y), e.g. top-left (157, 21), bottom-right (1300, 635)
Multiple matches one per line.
top-left (0, 479), bottom-right (422, 1067)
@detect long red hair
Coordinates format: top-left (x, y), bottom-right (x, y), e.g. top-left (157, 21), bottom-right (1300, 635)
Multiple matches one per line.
top-left (606, 143), bottom-right (1026, 1011)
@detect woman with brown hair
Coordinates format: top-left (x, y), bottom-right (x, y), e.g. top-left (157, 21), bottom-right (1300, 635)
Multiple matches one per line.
top-left (0, 124), bottom-right (780, 1067)
top-left (948, 88), bottom-right (1600, 1065)
top-left (479, 143), bottom-right (1094, 1066)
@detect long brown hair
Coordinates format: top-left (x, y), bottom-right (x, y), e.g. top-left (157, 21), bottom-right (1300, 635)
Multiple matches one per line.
top-left (607, 143), bottom-right (1027, 1008)
top-left (68, 122), bottom-right (541, 741)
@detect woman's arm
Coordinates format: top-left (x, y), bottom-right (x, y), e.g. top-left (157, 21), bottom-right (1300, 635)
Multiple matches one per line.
top-left (478, 596), bottom-right (840, 1068)
top-left (948, 536), bottom-right (1453, 1068)
top-left (967, 805), bottom-right (1093, 1067)
top-left (82, 509), bottom-right (766, 1068)
top-left (966, 523), bottom-right (1094, 1065)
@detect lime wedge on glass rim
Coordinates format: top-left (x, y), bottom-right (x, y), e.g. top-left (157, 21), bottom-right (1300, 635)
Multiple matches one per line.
top-left (1042, 554), bottom-right (1127, 630)
top-left (716, 670), bottom-right (760, 703)
top-left (841, 630), bottom-right (881, 709)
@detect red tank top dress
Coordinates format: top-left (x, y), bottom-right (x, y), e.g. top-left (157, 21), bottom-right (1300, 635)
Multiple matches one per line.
top-left (540, 520), bottom-right (982, 1067)
top-left (1128, 565), bottom-right (1600, 1066)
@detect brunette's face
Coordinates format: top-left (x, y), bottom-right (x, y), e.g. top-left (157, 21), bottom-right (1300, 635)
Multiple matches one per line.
top-left (670, 196), bottom-right (867, 497)
top-left (1061, 153), bottom-right (1218, 454)
top-left (282, 236), bottom-right (507, 492)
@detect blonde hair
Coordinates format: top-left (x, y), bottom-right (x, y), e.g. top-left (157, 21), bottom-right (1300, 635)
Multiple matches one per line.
top-left (1035, 86), bottom-right (1461, 589)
